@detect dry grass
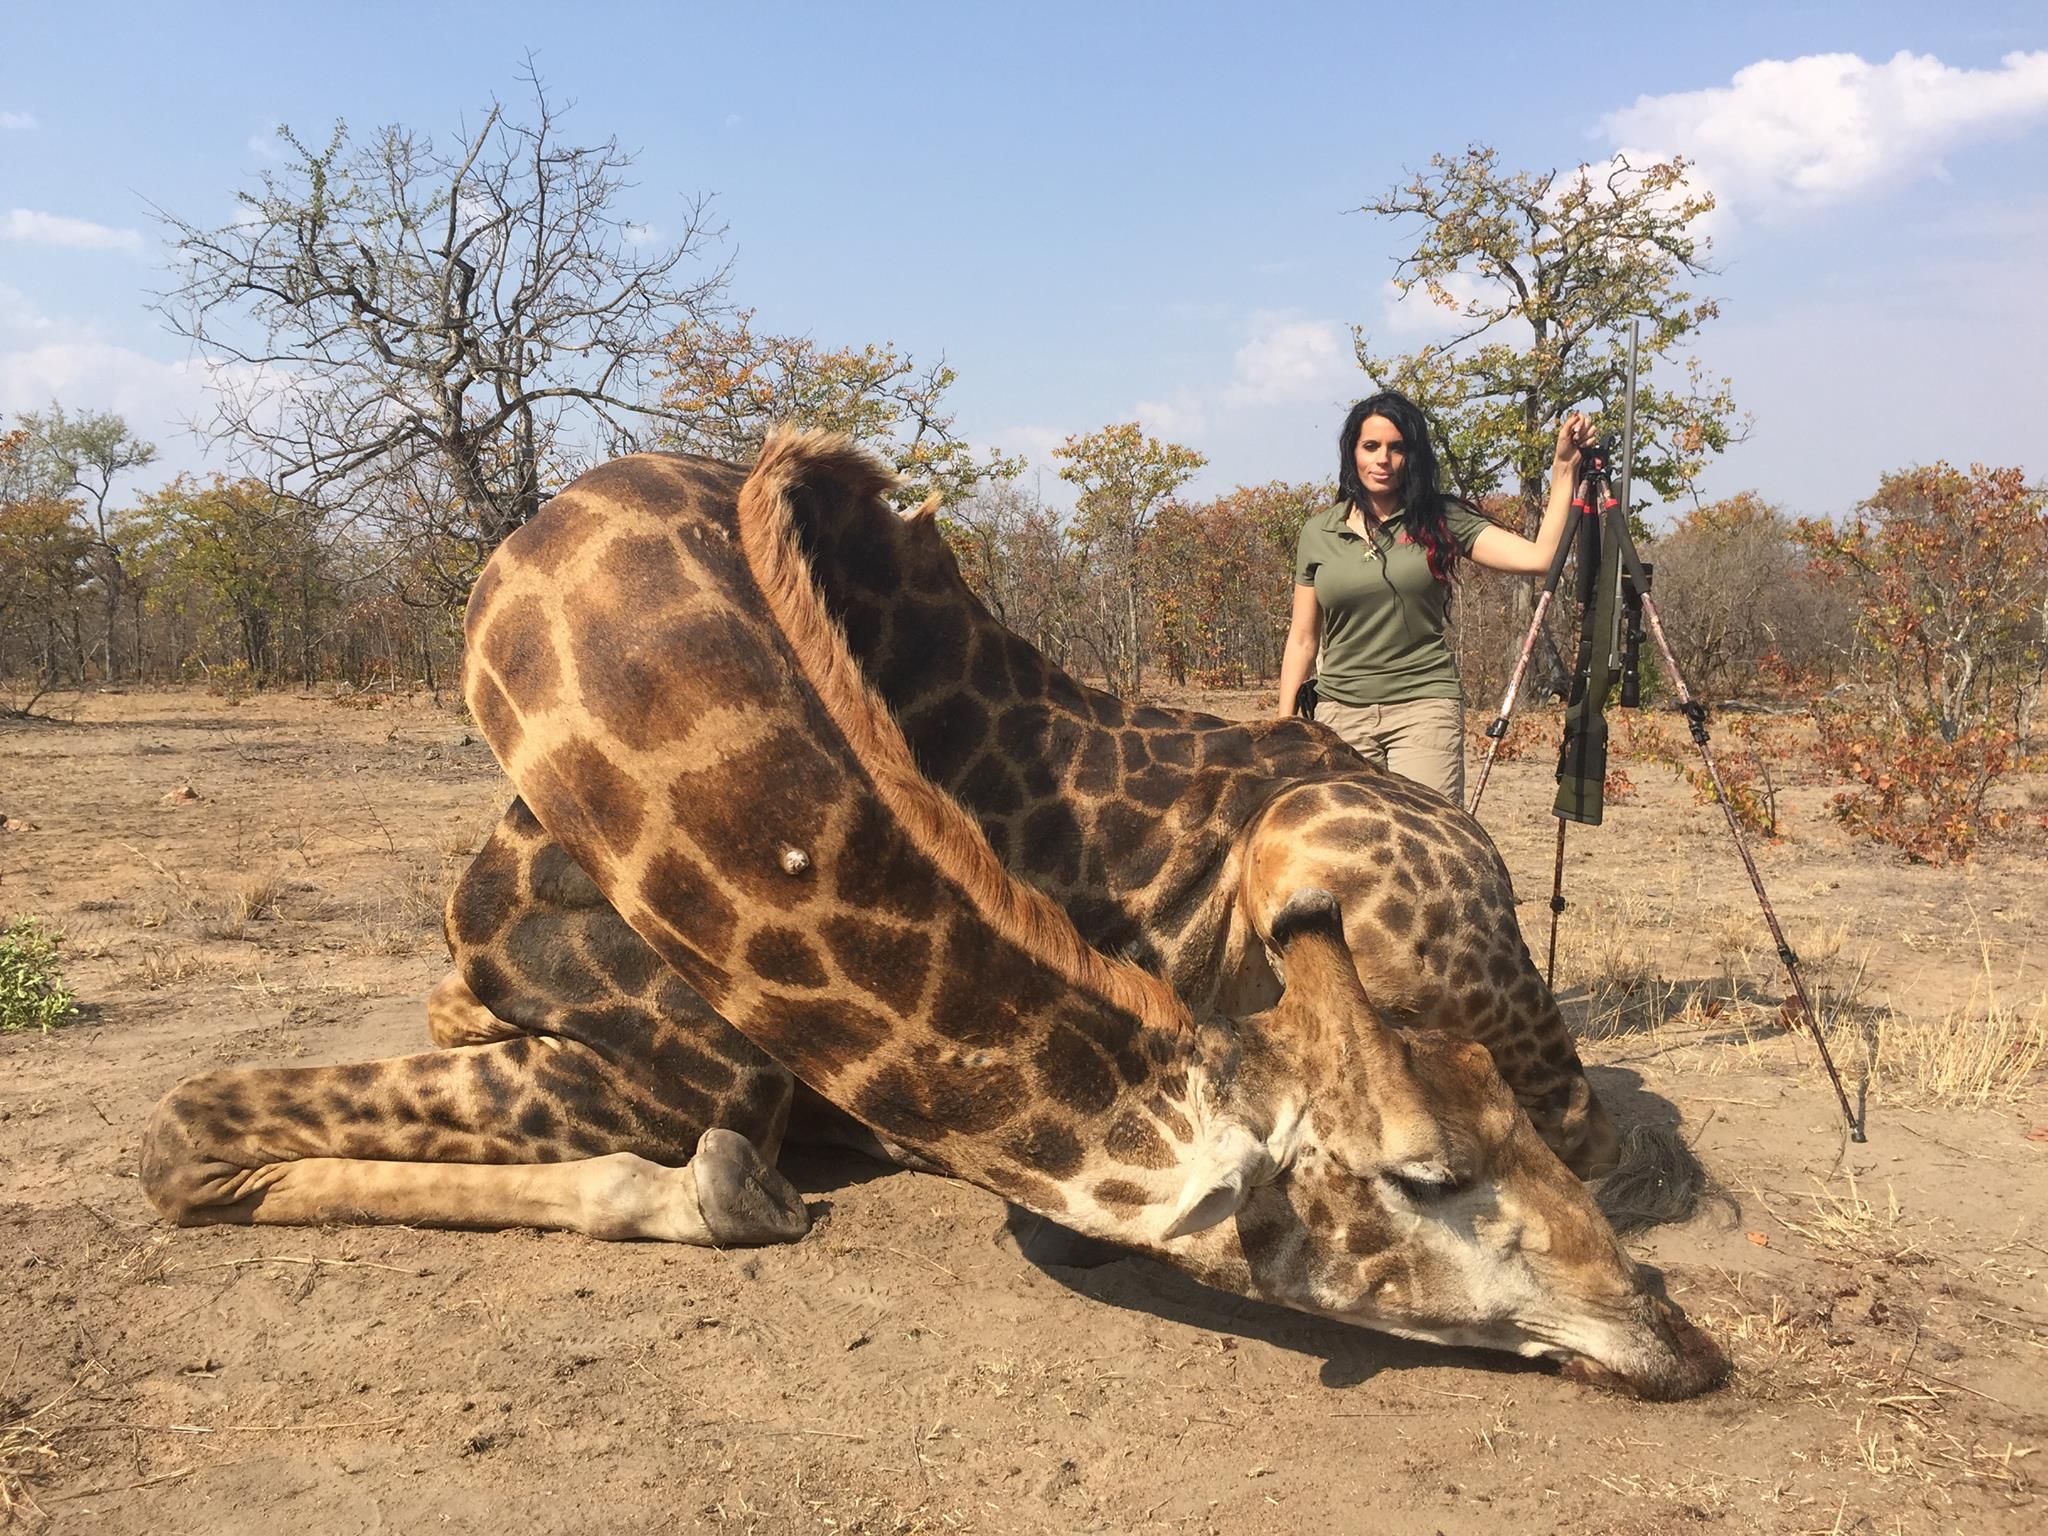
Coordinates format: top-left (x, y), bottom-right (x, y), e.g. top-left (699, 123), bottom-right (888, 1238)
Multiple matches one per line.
top-left (0, 1415), bottom-right (56, 1524)
top-left (433, 818), bottom-right (488, 860)
top-left (346, 865), bottom-right (449, 958)
top-left (1550, 890), bottom-right (1686, 1041)
top-left (1560, 892), bottom-right (2042, 1115)
top-left (119, 843), bottom-right (290, 941)
top-left (1749, 1170), bottom-right (1912, 1263)
top-left (393, 865), bottom-right (447, 931)
top-left (190, 871), bottom-right (285, 939)
top-left (1692, 1272), bottom-right (2040, 1505)
top-left (125, 940), bottom-right (206, 990)
top-left (0, 1361), bottom-right (101, 1525)
top-left (1858, 992), bottom-right (2047, 1109)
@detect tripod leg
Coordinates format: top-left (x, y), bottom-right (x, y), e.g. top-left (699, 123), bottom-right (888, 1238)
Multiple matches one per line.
top-left (1468, 498), bottom-right (1583, 816)
top-left (1544, 818), bottom-right (1568, 989)
top-left (1624, 574), bottom-right (1865, 1142)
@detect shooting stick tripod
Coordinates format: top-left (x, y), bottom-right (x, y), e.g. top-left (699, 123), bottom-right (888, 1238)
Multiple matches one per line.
top-left (1466, 444), bottom-right (1866, 1144)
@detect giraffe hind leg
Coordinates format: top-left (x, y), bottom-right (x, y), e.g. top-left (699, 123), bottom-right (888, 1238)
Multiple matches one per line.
top-left (140, 1039), bottom-right (807, 1246)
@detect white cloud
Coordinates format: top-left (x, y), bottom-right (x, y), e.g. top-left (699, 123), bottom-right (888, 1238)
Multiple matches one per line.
top-left (1224, 313), bottom-right (1350, 406)
top-left (0, 340), bottom-right (221, 475)
top-left (0, 110), bottom-right (36, 131)
top-left (3, 208), bottom-right (145, 253)
top-left (623, 222), bottom-right (660, 246)
top-left (990, 424), bottom-right (1067, 465)
top-left (0, 282), bottom-right (56, 336)
top-left (1600, 50), bottom-right (2048, 215)
top-left (1134, 393), bottom-right (1208, 439)
top-left (1371, 270), bottom-right (1521, 341)
top-left (247, 124), bottom-right (287, 161)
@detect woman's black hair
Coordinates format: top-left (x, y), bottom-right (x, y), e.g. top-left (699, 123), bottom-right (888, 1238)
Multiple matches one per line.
top-left (1337, 390), bottom-right (1460, 583)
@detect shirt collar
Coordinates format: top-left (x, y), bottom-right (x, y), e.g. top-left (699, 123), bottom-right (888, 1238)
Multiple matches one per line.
top-left (1321, 501), bottom-right (1406, 536)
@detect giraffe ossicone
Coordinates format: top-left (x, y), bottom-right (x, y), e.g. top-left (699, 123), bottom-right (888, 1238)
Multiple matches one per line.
top-left (141, 432), bottom-right (1724, 1400)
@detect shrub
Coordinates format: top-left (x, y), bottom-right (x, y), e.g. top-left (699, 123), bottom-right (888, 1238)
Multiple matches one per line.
top-left (1618, 710), bottom-right (1785, 840)
top-left (1645, 492), bottom-right (1848, 702)
top-left (0, 916), bottom-right (79, 1033)
top-left (1796, 463), bottom-right (2047, 863)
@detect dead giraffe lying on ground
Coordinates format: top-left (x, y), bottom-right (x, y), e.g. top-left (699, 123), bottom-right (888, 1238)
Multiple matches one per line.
top-left (429, 441), bottom-right (1617, 1177)
top-left (143, 434), bottom-right (1722, 1397)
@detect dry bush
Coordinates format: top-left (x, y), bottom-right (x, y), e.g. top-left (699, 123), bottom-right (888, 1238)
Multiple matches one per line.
top-left (1643, 492), bottom-right (1847, 702)
top-left (1813, 712), bottom-right (2017, 864)
top-left (1798, 463), bottom-right (2048, 864)
top-left (1617, 709), bottom-right (1788, 840)
top-left (1448, 564), bottom-right (1559, 713)
top-left (1464, 714), bottom-right (1528, 766)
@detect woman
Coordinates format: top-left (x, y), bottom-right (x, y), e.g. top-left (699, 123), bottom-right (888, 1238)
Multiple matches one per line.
top-left (1276, 390), bottom-right (1594, 805)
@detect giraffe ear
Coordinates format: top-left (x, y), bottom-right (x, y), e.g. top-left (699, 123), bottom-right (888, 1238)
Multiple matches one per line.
top-left (1158, 1122), bottom-right (1272, 1241)
top-left (1267, 886), bottom-right (1457, 1177)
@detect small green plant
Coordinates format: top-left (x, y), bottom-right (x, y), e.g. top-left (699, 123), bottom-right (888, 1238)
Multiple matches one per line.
top-left (0, 916), bottom-right (79, 1033)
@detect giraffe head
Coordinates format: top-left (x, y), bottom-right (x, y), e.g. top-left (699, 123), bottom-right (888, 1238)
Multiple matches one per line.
top-left (1162, 891), bottom-right (1726, 1401)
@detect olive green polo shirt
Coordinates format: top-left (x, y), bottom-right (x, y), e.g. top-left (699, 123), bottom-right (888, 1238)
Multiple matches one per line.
top-left (1294, 499), bottom-right (1495, 705)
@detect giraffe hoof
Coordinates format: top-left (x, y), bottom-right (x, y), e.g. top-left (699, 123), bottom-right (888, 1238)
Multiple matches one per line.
top-left (695, 1128), bottom-right (809, 1246)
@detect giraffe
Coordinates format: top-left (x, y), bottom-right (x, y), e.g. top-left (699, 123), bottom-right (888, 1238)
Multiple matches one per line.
top-left (142, 434), bottom-right (1723, 1397)
top-left (434, 442), bottom-right (1614, 1180)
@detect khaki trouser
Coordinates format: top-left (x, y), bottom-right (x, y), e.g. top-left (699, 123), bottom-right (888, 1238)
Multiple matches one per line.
top-left (1315, 696), bottom-right (1466, 805)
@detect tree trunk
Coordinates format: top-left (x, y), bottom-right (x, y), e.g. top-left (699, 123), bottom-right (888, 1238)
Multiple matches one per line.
top-left (101, 563), bottom-right (125, 681)
top-left (1126, 576), bottom-right (1143, 700)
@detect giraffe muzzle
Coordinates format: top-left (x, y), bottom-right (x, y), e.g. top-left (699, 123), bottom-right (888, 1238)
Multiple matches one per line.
top-left (1557, 1295), bottom-right (1730, 1401)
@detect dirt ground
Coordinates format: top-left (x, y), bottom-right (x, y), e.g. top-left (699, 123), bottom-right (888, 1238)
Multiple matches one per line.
top-left (2, 687), bottom-right (2043, 1535)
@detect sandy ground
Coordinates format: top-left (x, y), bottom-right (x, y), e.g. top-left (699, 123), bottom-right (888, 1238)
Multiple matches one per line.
top-left (1, 687), bottom-right (2043, 1535)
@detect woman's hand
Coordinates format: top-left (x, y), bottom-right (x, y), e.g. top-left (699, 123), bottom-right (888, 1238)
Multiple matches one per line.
top-left (1553, 411), bottom-right (1595, 474)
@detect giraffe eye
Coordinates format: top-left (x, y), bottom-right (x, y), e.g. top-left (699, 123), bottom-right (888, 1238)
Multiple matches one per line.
top-left (1382, 1167), bottom-right (1467, 1204)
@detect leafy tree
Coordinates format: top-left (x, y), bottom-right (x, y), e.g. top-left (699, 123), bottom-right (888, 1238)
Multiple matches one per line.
top-left (0, 427), bottom-right (94, 708)
top-left (12, 406), bottom-right (156, 678)
top-left (942, 477), bottom-right (1086, 671)
top-left (655, 312), bottom-right (1019, 506)
top-left (1796, 463), bottom-right (2048, 861)
top-left (1147, 481), bottom-right (1327, 688)
top-left (1354, 148), bottom-right (1744, 528)
top-left (158, 70), bottom-right (727, 600)
top-left (1052, 424), bottom-right (1205, 698)
top-left (135, 476), bottom-right (334, 683)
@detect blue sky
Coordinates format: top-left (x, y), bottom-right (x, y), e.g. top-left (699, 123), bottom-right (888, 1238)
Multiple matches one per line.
top-left (2, 1), bottom-right (2044, 524)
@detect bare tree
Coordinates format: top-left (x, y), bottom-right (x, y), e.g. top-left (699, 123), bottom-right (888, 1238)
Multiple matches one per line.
top-left (158, 70), bottom-right (728, 601)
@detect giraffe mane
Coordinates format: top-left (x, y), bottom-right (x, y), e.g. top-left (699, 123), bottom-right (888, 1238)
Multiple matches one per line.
top-left (737, 427), bottom-right (1195, 1036)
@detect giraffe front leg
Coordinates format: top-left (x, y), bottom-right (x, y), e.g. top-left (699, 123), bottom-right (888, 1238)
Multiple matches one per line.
top-left (139, 1042), bottom-right (809, 1246)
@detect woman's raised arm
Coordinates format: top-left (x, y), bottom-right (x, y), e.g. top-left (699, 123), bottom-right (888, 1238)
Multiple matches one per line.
top-left (1468, 411), bottom-right (1595, 576)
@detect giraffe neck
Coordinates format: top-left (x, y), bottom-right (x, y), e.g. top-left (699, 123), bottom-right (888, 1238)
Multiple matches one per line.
top-left (783, 476), bottom-right (1355, 992)
top-left (465, 443), bottom-right (1229, 1246)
